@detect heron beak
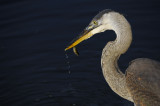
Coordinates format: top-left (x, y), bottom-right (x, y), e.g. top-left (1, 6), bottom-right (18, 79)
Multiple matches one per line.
top-left (65, 28), bottom-right (94, 51)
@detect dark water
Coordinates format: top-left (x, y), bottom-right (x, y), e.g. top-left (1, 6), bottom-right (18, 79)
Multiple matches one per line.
top-left (0, 0), bottom-right (160, 106)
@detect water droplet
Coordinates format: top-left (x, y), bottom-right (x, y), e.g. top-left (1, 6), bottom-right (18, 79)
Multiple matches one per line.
top-left (65, 53), bottom-right (71, 74)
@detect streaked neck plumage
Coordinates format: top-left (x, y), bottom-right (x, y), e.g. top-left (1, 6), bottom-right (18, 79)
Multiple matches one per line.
top-left (101, 12), bottom-right (133, 102)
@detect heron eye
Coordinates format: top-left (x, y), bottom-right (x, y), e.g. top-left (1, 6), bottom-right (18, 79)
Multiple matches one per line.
top-left (93, 21), bottom-right (97, 25)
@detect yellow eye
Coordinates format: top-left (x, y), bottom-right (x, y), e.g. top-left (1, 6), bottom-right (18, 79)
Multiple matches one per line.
top-left (93, 21), bottom-right (97, 25)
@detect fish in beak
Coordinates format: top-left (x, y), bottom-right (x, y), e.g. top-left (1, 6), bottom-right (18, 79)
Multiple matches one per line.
top-left (65, 28), bottom-right (94, 51)
top-left (65, 25), bottom-right (96, 55)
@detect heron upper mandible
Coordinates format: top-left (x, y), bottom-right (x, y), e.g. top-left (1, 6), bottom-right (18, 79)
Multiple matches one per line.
top-left (65, 9), bottom-right (160, 106)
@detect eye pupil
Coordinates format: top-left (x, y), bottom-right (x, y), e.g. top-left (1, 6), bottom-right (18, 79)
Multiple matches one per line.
top-left (93, 21), bottom-right (97, 24)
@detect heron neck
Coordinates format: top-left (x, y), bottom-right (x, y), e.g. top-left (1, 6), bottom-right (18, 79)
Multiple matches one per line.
top-left (101, 20), bottom-right (133, 102)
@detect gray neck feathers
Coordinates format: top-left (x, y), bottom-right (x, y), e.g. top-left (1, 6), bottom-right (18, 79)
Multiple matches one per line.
top-left (101, 13), bottom-right (133, 102)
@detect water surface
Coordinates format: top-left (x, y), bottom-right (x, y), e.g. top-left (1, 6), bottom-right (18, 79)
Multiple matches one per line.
top-left (0, 0), bottom-right (160, 106)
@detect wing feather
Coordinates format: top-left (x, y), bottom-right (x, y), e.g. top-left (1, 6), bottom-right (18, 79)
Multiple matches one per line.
top-left (126, 58), bottom-right (160, 105)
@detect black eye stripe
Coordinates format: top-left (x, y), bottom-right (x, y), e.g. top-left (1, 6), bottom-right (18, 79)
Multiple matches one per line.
top-left (93, 9), bottom-right (113, 20)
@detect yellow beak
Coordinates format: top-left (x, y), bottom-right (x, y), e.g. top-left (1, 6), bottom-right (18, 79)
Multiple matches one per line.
top-left (65, 29), bottom-right (93, 51)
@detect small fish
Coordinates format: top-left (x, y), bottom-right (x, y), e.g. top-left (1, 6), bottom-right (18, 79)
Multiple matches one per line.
top-left (73, 46), bottom-right (79, 56)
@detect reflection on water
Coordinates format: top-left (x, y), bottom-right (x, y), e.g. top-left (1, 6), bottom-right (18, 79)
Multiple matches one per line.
top-left (0, 0), bottom-right (160, 106)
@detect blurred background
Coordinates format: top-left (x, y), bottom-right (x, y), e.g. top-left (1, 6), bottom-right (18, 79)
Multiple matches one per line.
top-left (0, 0), bottom-right (160, 106)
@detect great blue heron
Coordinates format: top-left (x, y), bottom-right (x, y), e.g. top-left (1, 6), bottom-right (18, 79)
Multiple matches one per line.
top-left (65, 9), bottom-right (160, 106)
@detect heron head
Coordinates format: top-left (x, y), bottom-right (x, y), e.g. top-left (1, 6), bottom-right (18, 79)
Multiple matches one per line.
top-left (65, 9), bottom-right (114, 51)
